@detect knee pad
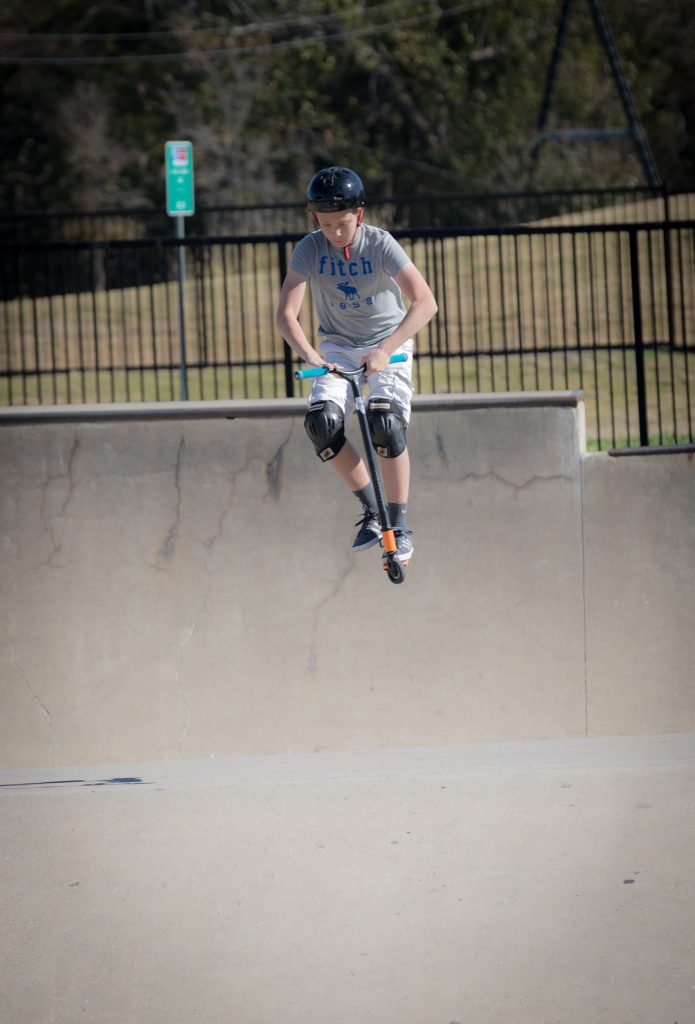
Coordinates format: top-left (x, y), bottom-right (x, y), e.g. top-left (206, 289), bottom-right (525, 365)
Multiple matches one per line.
top-left (304, 400), bottom-right (346, 462)
top-left (367, 399), bottom-right (407, 458)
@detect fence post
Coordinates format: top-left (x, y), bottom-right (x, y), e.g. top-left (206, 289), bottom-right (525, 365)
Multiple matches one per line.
top-left (628, 228), bottom-right (649, 446)
top-left (662, 186), bottom-right (677, 352)
top-left (279, 241), bottom-right (294, 398)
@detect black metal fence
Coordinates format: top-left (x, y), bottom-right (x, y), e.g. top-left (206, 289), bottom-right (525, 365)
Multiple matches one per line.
top-left (2, 220), bottom-right (694, 451)
top-left (3, 185), bottom-right (692, 242)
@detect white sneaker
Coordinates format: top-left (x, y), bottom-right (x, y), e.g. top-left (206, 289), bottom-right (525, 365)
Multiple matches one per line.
top-left (382, 529), bottom-right (413, 565)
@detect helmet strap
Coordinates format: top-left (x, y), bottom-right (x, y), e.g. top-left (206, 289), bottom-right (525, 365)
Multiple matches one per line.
top-left (344, 209), bottom-right (363, 260)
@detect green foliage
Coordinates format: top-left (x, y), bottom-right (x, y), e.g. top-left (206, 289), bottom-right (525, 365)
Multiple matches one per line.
top-left (0, 0), bottom-right (693, 212)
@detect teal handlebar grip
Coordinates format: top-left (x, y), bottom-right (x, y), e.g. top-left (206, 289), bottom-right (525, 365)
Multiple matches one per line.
top-left (293, 365), bottom-right (329, 379)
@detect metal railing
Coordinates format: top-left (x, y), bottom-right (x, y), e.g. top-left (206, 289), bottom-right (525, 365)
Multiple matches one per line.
top-left (1, 220), bottom-right (693, 450)
top-left (2, 185), bottom-right (692, 241)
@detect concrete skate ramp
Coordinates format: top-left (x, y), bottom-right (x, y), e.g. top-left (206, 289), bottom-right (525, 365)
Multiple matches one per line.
top-left (1, 734), bottom-right (694, 1023)
top-left (1, 393), bottom-right (694, 768)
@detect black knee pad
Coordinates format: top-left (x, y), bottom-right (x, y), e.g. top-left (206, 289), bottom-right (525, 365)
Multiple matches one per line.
top-left (367, 399), bottom-right (407, 458)
top-left (304, 400), bottom-right (346, 462)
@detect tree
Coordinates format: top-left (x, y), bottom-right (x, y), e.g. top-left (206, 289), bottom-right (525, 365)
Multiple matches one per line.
top-left (0, 0), bottom-right (692, 215)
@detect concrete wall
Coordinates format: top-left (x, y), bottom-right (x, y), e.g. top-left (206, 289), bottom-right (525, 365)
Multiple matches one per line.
top-left (582, 448), bottom-right (695, 735)
top-left (1, 395), bottom-right (693, 768)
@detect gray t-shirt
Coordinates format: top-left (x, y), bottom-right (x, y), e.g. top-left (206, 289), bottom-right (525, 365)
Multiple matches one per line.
top-left (289, 223), bottom-right (411, 348)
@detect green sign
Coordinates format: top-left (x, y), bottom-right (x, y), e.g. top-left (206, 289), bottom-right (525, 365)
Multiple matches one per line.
top-left (165, 141), bottom-right (195, 216)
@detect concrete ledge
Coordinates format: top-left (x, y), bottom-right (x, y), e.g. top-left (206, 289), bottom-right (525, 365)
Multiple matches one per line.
top-left (608, 443), bottom-right (695, 456)
top-left (0, 389), bottom-right (583, 425)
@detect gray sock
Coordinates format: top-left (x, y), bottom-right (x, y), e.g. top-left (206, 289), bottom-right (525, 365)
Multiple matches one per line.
top-left (387, 502), bottom-right (408, 530)
top-left (353, 484), bottom-right (377, 513)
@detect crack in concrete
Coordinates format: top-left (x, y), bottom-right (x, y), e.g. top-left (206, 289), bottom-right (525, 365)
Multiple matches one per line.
top-left (190, 424), bottom-right (295, 555)
top-left (156, 433), bottom-right (185, 567)
top-left (172, 453), bottom-right (248, 751)
top-left (201, 460), bottom-right (252, 551)
top-left (265, 426), bottom-right (293, 501)
top-left (8, 630), bottom-right (57, 766)
top-left (202, 500), bottom-right (231, 553)
top-left (307, 558), bottom-right (356, 676)
top-left (433, 428), bottom-right (577, 491)
top-left (37, 435), bottom-right (80, 569)
top-left (434, 429), bottom-right (575, 491)
top-left (456, 468), bottom-right (576, 491)
top-left (435, 424), bottom-right (451, 473)
top-left (201, 430), bottom-right (293, 552)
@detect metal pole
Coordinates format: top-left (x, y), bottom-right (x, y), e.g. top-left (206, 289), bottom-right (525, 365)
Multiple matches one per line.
top-left (628, 229), bottom-right (649, 446)
top-left (587, 0), bottom-right (661, 188)
top-left (176, 215), bottom-right (189, 401)
top-left (528, 0), bottom-right (573, 181)
top-left (278, 241), bottom-right (295, 398)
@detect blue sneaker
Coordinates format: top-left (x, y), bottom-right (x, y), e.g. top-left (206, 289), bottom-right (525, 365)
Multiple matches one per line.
top-left (352, 507), bottom-right (382, 551)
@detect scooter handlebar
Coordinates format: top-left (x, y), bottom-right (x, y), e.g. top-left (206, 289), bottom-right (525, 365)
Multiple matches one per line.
top-left (294, 352), bottom-right (407, 380)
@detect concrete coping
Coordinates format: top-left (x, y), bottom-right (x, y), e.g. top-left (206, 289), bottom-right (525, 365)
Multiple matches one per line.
top-left (608, 444), bottom-right (695, 457)
top-left (0, 390), bottom-right (583, 426)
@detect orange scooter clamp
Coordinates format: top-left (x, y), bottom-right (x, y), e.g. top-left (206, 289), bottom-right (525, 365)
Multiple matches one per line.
top-left (381, 528), bottom-right (397, 554)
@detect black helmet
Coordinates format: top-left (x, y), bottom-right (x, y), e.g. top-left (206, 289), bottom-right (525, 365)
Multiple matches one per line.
top-left (306, 166), bottom-right (366, 212)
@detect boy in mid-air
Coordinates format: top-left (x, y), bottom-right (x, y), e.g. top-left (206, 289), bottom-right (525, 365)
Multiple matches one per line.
top-left (275, 166), bottom-right (438, 566)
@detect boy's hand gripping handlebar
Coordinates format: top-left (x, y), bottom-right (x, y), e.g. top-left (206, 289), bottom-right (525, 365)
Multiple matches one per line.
top-left (293, 351), bottom-right (407, 380)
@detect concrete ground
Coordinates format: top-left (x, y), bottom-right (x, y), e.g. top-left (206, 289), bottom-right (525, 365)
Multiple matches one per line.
top-left (1, 733), bottom-right (694, 1024)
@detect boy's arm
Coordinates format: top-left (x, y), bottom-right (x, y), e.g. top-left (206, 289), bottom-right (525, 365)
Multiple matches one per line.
top-left (363, 261), bottom-right (438, 375)
top-left (275, 268), bottom-right (327, 368)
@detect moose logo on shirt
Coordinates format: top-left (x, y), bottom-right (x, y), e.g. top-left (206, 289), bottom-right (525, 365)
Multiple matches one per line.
top-left (336, 281), bottom-right (359, 300)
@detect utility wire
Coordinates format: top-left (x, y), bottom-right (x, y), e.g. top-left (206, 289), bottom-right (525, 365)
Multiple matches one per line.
top-left (0, 0), bottom-right (495, 66)
top-left (1, 0), bottom-right (431, 41)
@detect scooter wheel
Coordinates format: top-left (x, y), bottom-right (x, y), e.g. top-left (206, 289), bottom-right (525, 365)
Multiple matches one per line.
top-left (386, 558), bottom-right (405, 584)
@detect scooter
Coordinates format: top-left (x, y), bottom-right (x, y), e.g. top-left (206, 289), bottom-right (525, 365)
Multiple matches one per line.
top-left (294, 353), bottom-right (409, 584)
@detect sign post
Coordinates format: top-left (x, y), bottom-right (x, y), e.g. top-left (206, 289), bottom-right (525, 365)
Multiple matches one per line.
top-left (165, 141), bottom-right (195, 401)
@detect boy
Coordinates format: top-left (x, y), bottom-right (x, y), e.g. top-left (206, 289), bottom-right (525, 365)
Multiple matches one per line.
top-left (275, 166), bottom-right (438, 566)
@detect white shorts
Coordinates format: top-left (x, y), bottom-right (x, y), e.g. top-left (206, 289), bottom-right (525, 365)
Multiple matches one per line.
top-left (310, 339), bottom-right (414, 423)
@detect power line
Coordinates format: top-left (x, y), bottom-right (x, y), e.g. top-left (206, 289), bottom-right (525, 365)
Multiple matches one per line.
top-left (1, 1), bottom-right (428, 42)
top-left (0, 0), bottom-right (495, 66)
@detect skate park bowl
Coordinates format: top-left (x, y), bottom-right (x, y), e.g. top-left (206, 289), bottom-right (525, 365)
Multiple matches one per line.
top-left (1, 392), bottom-right (694, 1023)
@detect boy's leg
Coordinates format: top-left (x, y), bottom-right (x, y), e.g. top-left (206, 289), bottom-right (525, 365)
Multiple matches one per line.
top-left (365, 343), bottom-right (412, 506)
top-left (328, 441), bottom-right (371, 491)
top-left (304, 363), bottom-right (381, 550)
top-left (365, 343), bottom-right (414, 562)
top-left (380, 448), bottom-right (410, 504)
top-left (330, 444), bottom-right (382, 551)
top-left (305, 342), bottom-right (413, 556)
top-left (330, 435), bottom-right (410, 515)
top-left (381, 449), bottom-right (413, 562)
